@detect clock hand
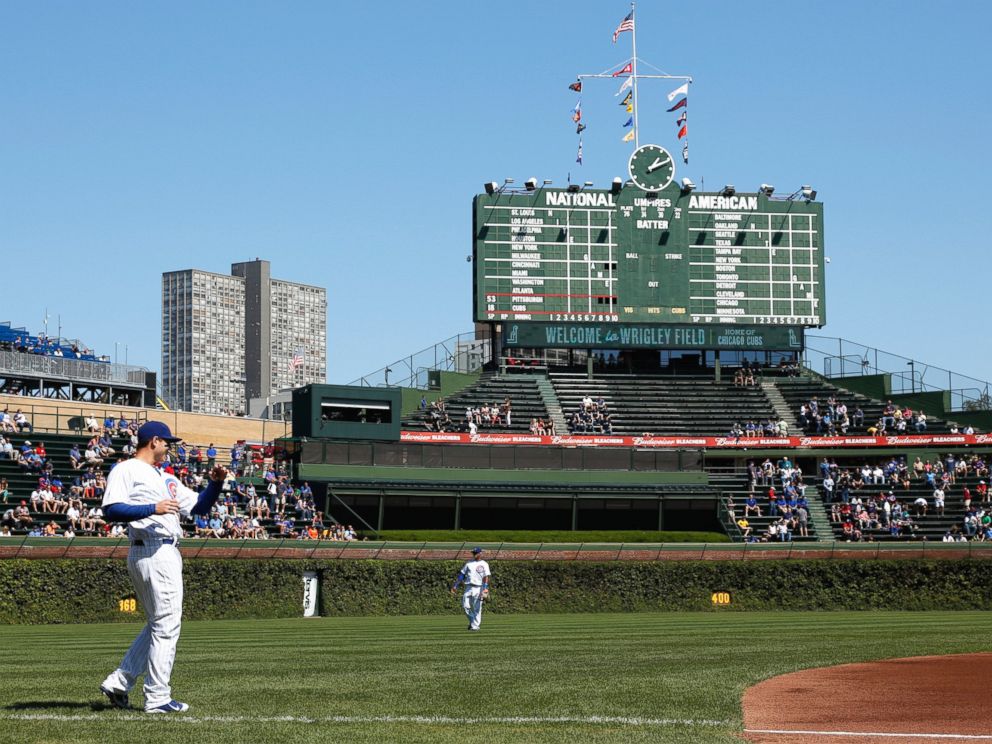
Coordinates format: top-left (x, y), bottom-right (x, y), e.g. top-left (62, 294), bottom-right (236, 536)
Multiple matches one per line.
top-left (646, 157), bottom-right (671, 174)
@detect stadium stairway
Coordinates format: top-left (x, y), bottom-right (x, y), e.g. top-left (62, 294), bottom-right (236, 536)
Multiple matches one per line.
top-left (533, 376), bottom-right (567, 435)
top-left (803, 493), bottom-right (833, 539)
top-left (760, 380), bottom-right (795, 431)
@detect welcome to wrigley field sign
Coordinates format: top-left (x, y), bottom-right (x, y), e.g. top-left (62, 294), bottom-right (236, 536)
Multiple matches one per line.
top-left (400, 431), bottom-right (991, 450)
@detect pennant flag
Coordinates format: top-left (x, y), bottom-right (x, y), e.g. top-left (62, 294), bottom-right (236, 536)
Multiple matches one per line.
top-left (667, 83), bottom-right (689, 102)
top-left (682, 142), bottom-right (689, 164)
top-left (676, 111), bottom-right (687, 125)
top-left (619, 91), bottom-right (632, 106)
top-left (677, 125), bottom-right (687, 139)
top-left (626, 102), bottom-right (633, 113)
top-left (569, 80), bottom-right (582, 92)
top-left (622, 130), bottom-right (634, 143)
top-left (667, 97), bottom-right (687, 112)
top-left (576, 139), bottom-right (583, 165)
top-left (612, 61), bottom-right (632, 77)
top-left (576, 122), bottom-right (586, 134)
top-left (612, 12), bottom-right (634, 43)
top-left (571, 101), bottom-right (582, 123)
top-left (615, 76), bottom-right (633, 96)
top-left (622, 117), bottom-right (633, 128)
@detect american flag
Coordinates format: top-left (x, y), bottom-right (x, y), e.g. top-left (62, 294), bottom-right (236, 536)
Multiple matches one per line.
top-left (290, 348), bottom-right (304, 370)
top-left (612, 12), bottom-right (634, 43)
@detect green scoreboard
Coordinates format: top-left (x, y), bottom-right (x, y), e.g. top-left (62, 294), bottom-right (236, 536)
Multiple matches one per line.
top-left (473, 148), bottom-right (825, 331)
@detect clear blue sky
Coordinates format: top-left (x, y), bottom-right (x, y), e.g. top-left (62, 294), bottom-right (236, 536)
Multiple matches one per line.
top-left (2, 1), bottom-right (990, 387)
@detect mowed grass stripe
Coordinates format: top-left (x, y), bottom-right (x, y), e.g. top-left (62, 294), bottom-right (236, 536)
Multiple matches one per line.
top-left (1, 612), bottom-right (991, 744)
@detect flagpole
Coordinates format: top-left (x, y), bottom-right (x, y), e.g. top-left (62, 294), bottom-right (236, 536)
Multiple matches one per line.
top-left (630, 1), bottom-right (639, 148)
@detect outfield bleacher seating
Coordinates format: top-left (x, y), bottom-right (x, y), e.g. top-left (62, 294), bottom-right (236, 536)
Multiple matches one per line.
top-left (401, 372), bottom-right (549, 433)
top-left (773, 377), bottom-right (963, 435)
top-left (550, 372), bottom-right (779, 437)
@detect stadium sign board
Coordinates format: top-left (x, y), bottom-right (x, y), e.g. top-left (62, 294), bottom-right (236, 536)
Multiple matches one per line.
top-left (502, 321), bottom-right (803, 350)
top-left (473, 183), bottom-right (825, 330)
top-left (401, 431), bottom-right (989, 450)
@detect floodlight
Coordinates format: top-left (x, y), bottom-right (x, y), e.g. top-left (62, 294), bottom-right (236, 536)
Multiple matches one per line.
top-left (759, 184), bottom-right (775, 196)
top-left (721, 185), bottom-right (736, 196)
top-left (566, 183), bottom-right (581, 193)
top-left (583, 181), bottom-right (593, 188)
top-left (610, 177), bottom-right (623, 195)
top-left (543, 179), bottom-right (553, 185)
top-left (525, 177), bottom-right (537, 191)
top-left (680, 178), bottom-right (695, 193)
top-left (801, 185), bottom-right (817, 201)
top-left (484, 182), bottom-right (498, 195)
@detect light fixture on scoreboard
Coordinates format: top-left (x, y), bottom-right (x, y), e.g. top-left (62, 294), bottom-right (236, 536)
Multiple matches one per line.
top-left (680, 177), bottom-right (696, 194)
top-left (484, 181), bottom-right (498, 195)
top-left (785, 185), bottom-right (818, 202)
top-left (566, 183), bottom-right (582, 193)
top-left (583, 181), bottom-right (593, 188)
top-left (543, 179), bottom-right (553, 186)
top-left (611, 177), bottom-right (623, 195)
top-left (721, 184), bottom-right (736, 196)
top-left (525, 177), bottom-right (538, 191)
top-left (759, 184), bottom-right (775, 196)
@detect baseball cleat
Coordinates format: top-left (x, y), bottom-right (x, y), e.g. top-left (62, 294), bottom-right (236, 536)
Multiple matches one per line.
top-left (100, 685), bottom-right (129, 710)
top-left (146, 700), bottom-right (189, 714)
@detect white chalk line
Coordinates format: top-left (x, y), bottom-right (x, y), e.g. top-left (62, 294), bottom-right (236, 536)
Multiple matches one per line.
top-left (745, 729), bottom-right (992, 740)
top-left (0, 712), bottom-right (728, 727)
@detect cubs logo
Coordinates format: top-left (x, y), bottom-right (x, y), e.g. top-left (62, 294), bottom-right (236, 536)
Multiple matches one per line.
top-left (167, 480), bottom-right (178, 499)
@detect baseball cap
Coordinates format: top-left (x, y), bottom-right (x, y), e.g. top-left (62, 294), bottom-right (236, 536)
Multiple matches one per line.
top-left (471, 546), bottom-right (483, 555)
top-left (137, 421), bottom-right (181, 444)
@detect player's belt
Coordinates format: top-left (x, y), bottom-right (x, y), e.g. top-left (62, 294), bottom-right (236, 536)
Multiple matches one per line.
top-left (131, 537), bottom-right (178, 546)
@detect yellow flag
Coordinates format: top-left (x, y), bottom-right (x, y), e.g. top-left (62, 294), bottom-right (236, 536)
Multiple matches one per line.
top-left (626, 103), bottom-right (633, 113)
top-left (622, 130), bottom-right (634, 142)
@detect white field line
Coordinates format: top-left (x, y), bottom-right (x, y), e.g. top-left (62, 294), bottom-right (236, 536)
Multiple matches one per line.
top-left (745, 728), bottom-right (992, 740)
top-left (0, 712), bottom-right (728, 727)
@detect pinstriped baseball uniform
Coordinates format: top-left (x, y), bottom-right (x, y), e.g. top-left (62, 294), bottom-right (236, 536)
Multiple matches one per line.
top-left (459, 558), bottom-right (491, 630)
top-left (100, 459), bottom-right (199, 710)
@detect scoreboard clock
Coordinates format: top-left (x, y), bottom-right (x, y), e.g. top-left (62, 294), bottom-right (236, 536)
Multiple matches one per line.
top-left (628, 144), bottom-right (675, 192)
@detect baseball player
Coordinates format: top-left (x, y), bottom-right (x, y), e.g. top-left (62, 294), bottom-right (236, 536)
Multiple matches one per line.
top-left (99, 421), bottom-right (227, 713)
top-left (450, 547), bottom-right (491, 631)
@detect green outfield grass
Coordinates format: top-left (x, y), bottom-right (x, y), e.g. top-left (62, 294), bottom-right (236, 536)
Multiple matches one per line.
top-left (1, 611), bottom-right (990, 744)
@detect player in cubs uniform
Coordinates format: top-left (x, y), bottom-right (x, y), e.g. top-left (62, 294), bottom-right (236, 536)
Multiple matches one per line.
top-left (99, 421), bottom-right (227, 713)
top-left (450, 547), bottom-right (491, 631)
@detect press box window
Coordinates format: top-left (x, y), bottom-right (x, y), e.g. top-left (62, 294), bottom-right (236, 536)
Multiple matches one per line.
top-left (321, 400), bottom-right (392, 424)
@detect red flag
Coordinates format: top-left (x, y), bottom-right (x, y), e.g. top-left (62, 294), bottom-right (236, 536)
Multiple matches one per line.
top-left (667, 97), bottom-right (687, 112)
top-left (677, 125), bottom-right (687, 139)
top-left (568, 80), bottom-right (582, 92)
top-left (612, 62), bottom-right (632, 77)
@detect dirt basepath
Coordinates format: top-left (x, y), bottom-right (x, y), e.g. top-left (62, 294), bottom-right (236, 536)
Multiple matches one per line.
top-left (742, 652), bottom-right (992, 743)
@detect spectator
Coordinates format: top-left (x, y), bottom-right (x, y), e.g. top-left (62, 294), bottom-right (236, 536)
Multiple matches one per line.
top-left (13, 409), bottom-right (31, 432)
